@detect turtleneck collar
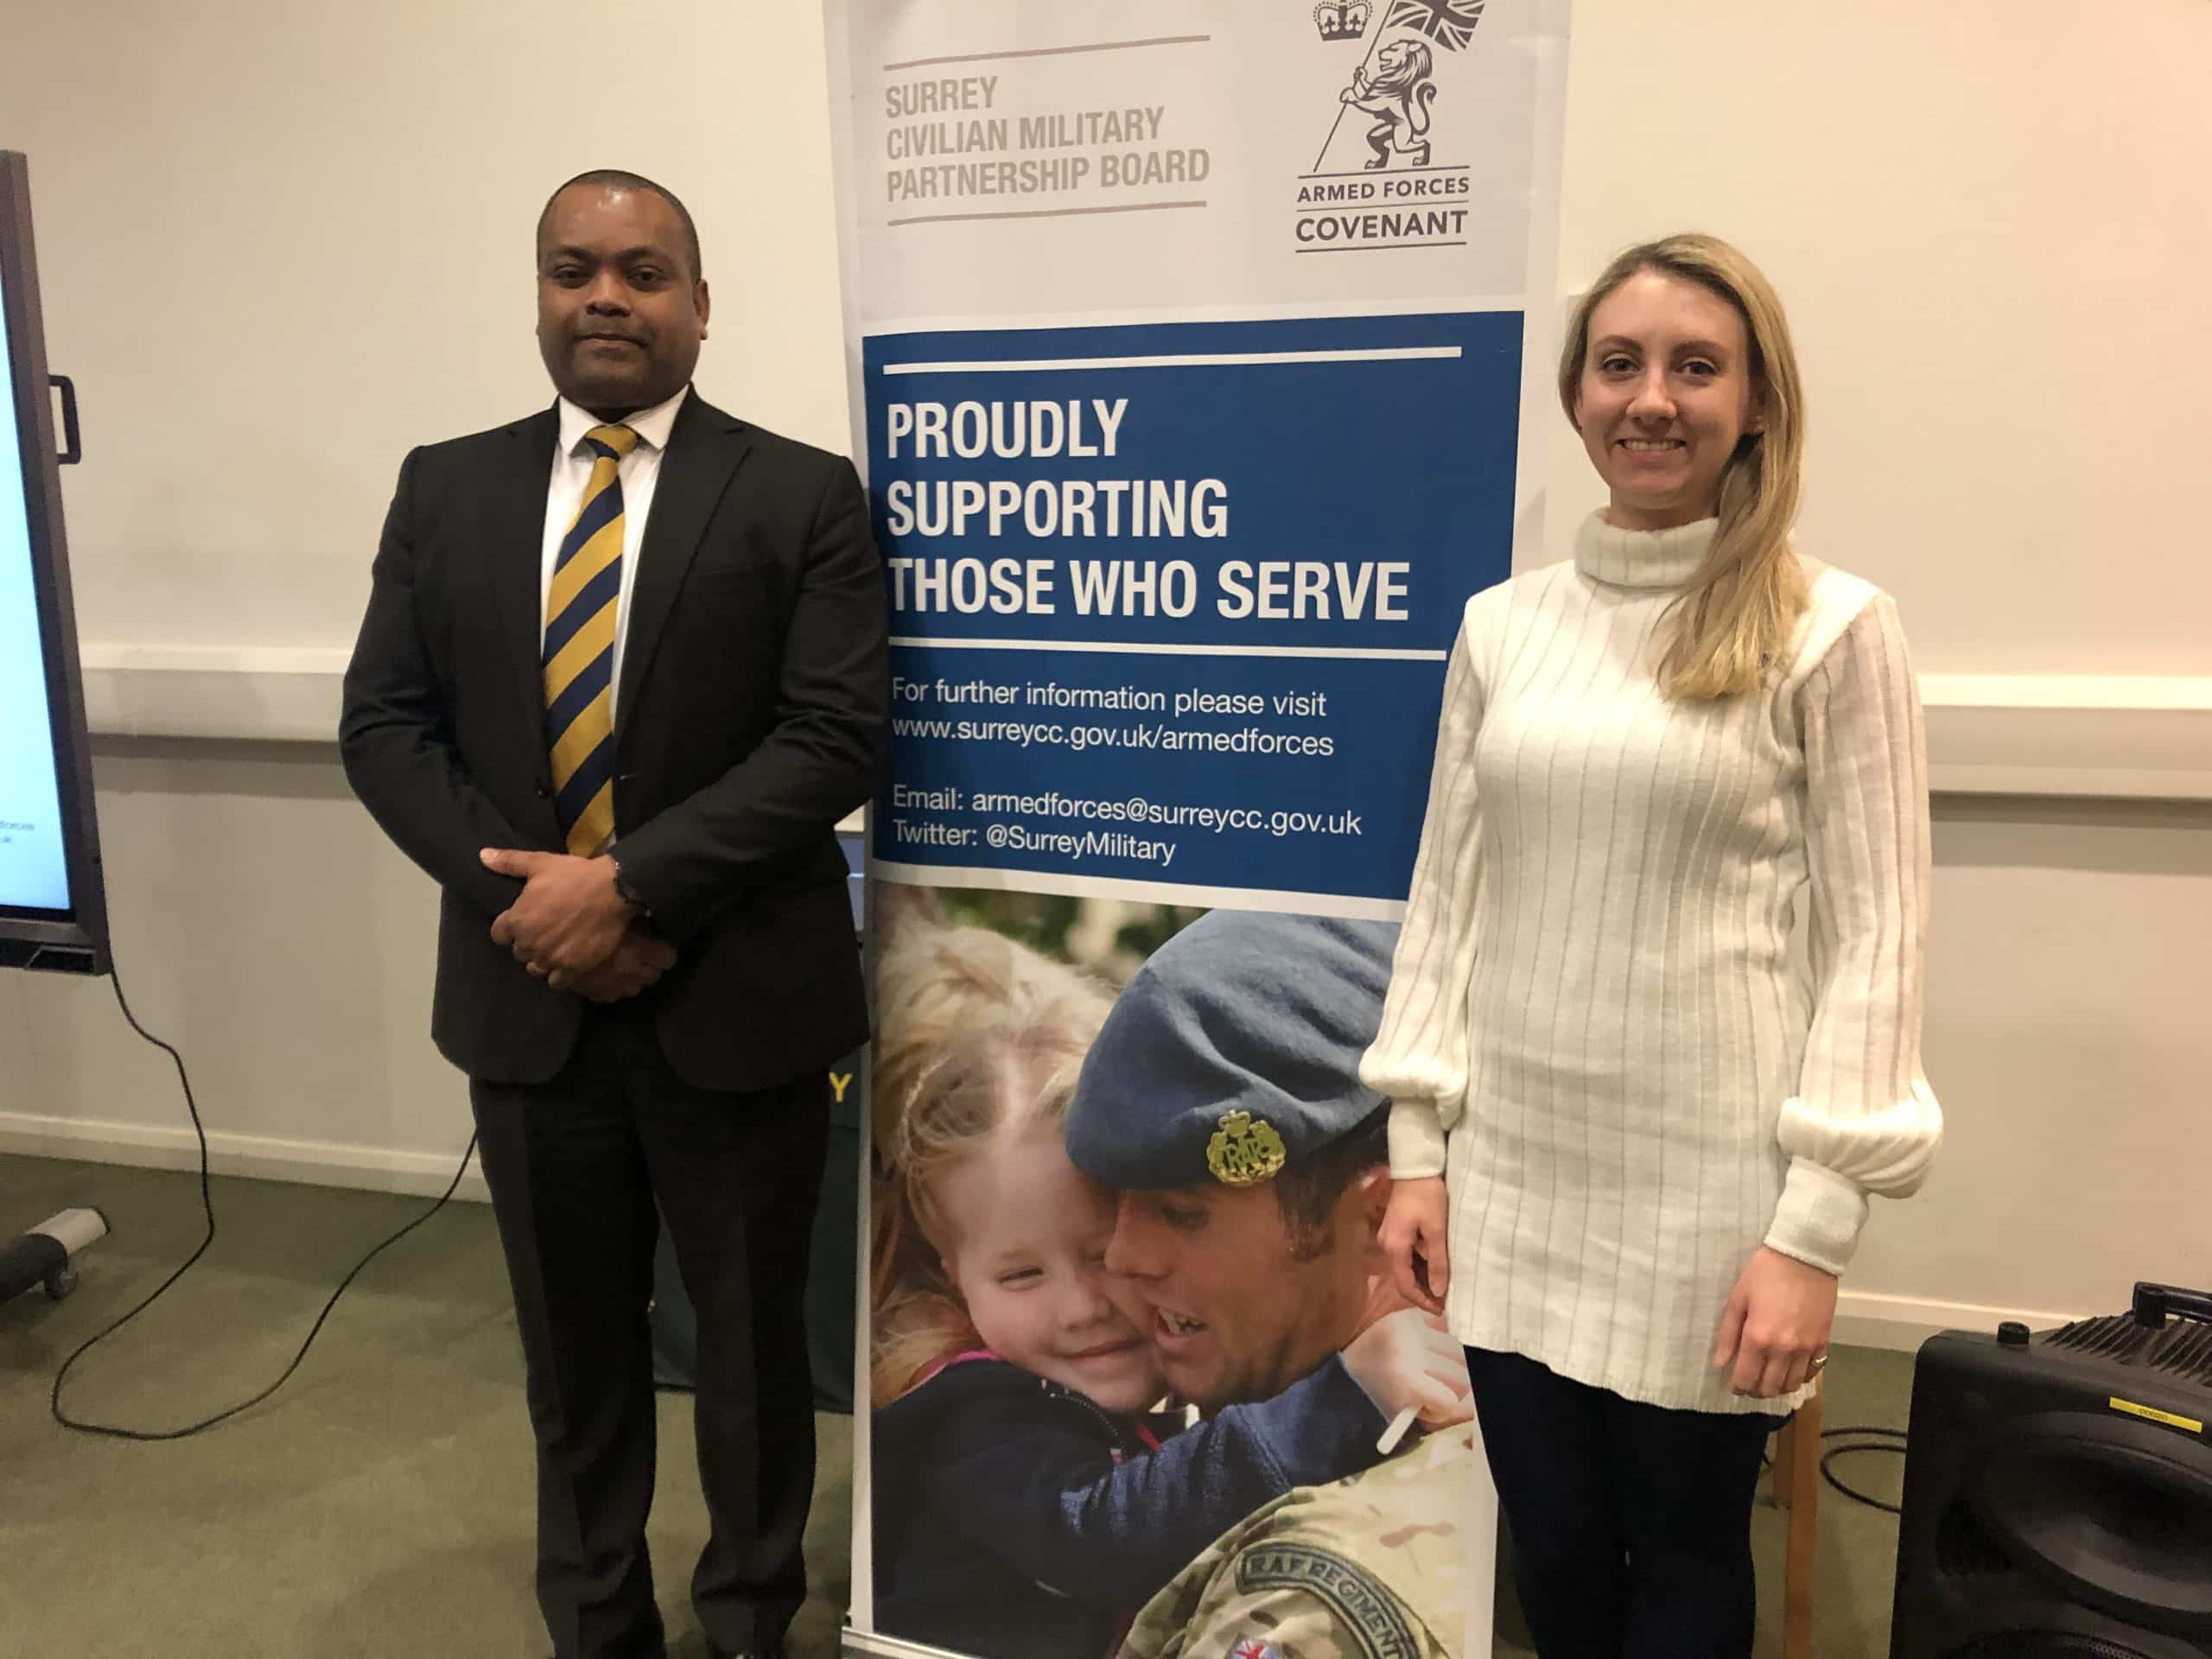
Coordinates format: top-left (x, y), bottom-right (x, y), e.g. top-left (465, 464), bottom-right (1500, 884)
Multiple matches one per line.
top-left (1573, 510), bottom-right (1716, 591)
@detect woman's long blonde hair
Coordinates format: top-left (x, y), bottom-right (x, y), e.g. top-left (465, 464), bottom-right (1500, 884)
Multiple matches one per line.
top-left (867, 922), bottom-right (1114, 1407)
top-left (1559, 233), bottom-right (1808, 700)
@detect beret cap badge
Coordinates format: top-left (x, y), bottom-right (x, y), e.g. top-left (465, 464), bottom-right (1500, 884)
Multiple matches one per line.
top-left (1206, 1110), bottom-right (1287, 1186)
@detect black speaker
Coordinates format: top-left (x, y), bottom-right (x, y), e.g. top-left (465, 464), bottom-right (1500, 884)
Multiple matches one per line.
top-left (1891, 1283), bottom-right (2212, 1658)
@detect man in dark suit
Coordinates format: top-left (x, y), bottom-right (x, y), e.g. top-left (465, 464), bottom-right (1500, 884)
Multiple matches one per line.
top-left (340, 168), bottom-right (887, 1659)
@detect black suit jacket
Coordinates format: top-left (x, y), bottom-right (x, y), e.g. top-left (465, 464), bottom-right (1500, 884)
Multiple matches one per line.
top-left (339, 392), bottom-right (887, 1090)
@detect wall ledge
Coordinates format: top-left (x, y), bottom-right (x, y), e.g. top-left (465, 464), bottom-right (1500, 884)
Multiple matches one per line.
top-left (77, 646), bottom-right (2212, 802)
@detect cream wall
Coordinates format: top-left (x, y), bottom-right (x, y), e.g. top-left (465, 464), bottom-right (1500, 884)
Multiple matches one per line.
top-left (3, 1), bottom-right (2208, 1341)
top-left (5, 0), bottom-right (850, 652)
top-left (1847, 797), bottom-right (2210, 1338)
top-left (1537, 0), bottom-right (2212, 675)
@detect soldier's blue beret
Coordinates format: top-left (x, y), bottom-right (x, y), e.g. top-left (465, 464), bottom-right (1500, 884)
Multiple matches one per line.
top-left (1066, 912), bottom-right (1400, 1192)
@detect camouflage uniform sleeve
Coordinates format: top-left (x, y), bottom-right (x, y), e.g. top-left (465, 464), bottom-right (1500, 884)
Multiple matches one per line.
top-left (1155, 1541), bottom-right (1450, 1659)
top-left (1116, 1428), bottom-right (1477, 1659)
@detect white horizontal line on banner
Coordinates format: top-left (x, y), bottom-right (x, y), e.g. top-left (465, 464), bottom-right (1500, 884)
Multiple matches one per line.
top-left (884, 346), bottom-right (1462, 375)
top-left (881, 35), bottom-right (1210, 73)
top-left (1298, 242), bottom-right (1471, 255)
top-left (856, 296), bottom-right (1525, 335)
top-left (868, 860), bottom-right (1409, 923)
top-left (886, 200), bottom-right (1206, 229)
top-left (1298, 164), bottom-right (1473, 182)
top-left (888, 637), bottom-right (1449, 662)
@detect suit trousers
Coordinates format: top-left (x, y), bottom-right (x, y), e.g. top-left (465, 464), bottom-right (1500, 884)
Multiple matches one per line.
top-left (472, 997), bottom-right (830, 1659)
top-left (1465, 1345), bottom-right (1777, 1659)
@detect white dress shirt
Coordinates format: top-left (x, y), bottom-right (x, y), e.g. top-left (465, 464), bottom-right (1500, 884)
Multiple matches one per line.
top-left (539, 384), bottom-right (690, 725)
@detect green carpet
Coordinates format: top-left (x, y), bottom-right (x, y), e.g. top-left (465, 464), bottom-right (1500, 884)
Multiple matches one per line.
top-left (1, 1152), bottom-right (1910, 1656)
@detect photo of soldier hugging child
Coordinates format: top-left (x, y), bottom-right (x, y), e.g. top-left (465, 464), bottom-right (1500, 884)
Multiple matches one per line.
top-left (868, 893), bottom-right (1482, 1659)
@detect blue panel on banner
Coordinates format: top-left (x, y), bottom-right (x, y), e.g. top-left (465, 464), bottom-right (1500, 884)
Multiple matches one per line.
top-left (879, 646), bottom-right (1442, 901)
top-left (867, 312), bottom-right (1519, 906)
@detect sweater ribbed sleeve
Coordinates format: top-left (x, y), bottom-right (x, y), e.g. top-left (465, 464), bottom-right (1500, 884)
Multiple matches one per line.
top-left (1764, 594), bottom-right (1944, 1274)
top-left (1361, 595), bottom-right (1489, 1179)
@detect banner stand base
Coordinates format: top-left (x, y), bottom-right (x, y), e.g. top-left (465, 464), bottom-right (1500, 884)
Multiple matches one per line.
top-left (842, 1627), bottom-right (975, 1659)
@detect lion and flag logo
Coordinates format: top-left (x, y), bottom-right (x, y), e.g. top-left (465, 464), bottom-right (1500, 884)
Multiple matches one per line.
top-left (1312, 0), bottom-right (1486, 172)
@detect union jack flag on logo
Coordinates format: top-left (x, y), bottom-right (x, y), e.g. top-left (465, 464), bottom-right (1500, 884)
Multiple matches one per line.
top-left (1382, 0), bottom-right (1485, 50)
top-left (1229, 1641), bottom-right (1284, 1659)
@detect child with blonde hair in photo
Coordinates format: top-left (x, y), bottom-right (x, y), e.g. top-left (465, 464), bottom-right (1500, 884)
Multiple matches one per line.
top-left (868, 919), bottom-right (1466, 1659)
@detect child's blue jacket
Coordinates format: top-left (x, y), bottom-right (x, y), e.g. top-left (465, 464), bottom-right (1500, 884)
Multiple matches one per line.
top-left (870, 1351), bottom-right (1389, 1659)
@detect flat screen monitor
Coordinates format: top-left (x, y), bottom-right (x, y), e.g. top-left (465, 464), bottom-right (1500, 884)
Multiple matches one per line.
top-left (0, 150), bottom-right (107, 974)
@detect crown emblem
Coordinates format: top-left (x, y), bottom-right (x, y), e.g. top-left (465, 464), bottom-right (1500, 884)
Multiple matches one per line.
top-left (1206, 1110), bottom-right (1288, 1186)
top-left (1313, 1), bottom-right (1370, 42)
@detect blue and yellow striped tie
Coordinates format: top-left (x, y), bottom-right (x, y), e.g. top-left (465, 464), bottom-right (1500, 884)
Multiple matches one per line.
top-left (544, 423), bottom-right (640, 857)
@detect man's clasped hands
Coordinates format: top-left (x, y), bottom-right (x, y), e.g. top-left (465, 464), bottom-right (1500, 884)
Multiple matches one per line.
top-left (479, 847), bottom-right (674, 1003)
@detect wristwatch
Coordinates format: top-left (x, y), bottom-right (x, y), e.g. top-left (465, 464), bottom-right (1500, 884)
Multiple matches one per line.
top-left (608, 857), bottom-right (652, 919)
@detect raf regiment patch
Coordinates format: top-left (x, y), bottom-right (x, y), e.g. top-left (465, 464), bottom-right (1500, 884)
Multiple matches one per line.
top-left (1206, 1110), bottom-right (1287, 1186)
top-left (1236, 1543), bottom-right (1420, 1659)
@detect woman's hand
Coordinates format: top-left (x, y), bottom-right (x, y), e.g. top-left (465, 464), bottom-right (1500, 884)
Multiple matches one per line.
top-left (1378, 1176), bottom-right (1451, 1317)
top-left (1340, 1307), bottom-right (1471, 1431)
top-left (1713, 1247), bottom-right (1838, 1398)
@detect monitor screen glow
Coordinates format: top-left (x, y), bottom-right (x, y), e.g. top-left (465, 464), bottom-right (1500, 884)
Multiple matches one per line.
top-left (0, 250), bottom-right (72, 916)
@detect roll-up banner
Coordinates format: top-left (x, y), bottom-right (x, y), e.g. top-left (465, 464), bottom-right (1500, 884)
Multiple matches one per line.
top-left (827, 6), bottom-right (1571, 1656)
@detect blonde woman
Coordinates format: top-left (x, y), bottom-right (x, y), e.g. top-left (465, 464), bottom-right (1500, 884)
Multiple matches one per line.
top-left (1363, 234), bottom-right (1942, 1657)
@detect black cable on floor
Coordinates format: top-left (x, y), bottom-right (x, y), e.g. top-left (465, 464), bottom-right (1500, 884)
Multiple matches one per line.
top-left (48, 951), bottom-right (477, 1441)
top-left (1818, 1424), bottom-right (1907, 1516)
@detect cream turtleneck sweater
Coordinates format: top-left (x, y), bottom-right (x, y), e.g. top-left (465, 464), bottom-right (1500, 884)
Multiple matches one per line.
top-left (1359, 512), bottom-right (1942, 1414)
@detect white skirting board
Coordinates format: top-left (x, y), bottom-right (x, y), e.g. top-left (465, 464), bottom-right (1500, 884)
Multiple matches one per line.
top-left (0, 1103), bottom-right (2090, 1353)
top-left (74, 645), bottom-right (2212, 802)
top-left (0, 1107), bottom-right (489, 1205)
